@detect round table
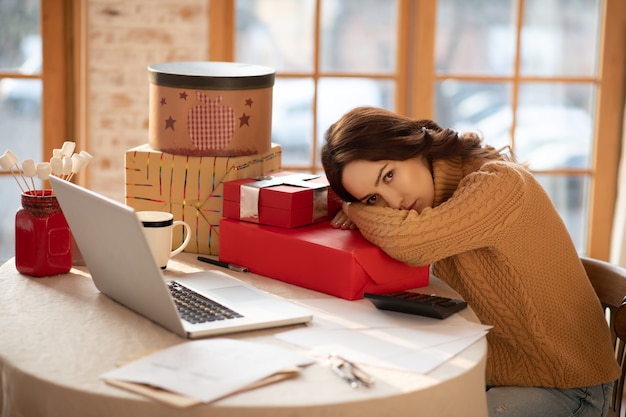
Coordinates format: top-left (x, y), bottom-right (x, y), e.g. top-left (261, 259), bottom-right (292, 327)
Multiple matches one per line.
top-left (0, 253), bottom-right (488, 417)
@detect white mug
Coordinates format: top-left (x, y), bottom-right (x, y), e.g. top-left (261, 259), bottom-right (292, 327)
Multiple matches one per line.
top-left (136, 211), bottom-right (191, 269)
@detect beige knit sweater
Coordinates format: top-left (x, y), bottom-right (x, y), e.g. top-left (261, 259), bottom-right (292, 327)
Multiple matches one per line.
top-left (347, 157), bottom-right (620, 388)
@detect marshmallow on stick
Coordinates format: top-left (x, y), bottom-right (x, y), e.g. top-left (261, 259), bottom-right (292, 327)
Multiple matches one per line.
top-left (1, 150), bottom-right (28, 193)
top-left (21, 159), bottom-right (38, 193)
top-left (62, 156), bottom-right (72, 179)
top-left (36, 162), bottom-right (51, 181)
top-left (66, 153), bottom-right (86, 182)
top-left (78, 150), bottom-right (93, 168)
top-left (0, 152), bottom-right (25, 193)
top-left (3, 142), bottom-right (87, 194)
top-left (37, 162), bottom-right (51, 196)
top-left (50, 157), bottom-right (63, 177)
top-left (61, 141), bottom-right (76, 158)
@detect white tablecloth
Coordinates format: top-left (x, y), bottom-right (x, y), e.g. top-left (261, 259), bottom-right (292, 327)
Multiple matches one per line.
top-left (0, 253), bottom-right (488, 417)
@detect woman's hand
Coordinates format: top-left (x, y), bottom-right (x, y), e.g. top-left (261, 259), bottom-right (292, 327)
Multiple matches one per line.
top-left (330, 202), bottom-right (358, 230)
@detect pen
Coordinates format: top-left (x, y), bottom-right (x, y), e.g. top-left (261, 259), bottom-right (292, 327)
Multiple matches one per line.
top-left (197, 256), bottom-right (249, 273)
top-left (332, 361), bottom-right (360, 388)
top-left (328, 353), bottom-right (374, 388)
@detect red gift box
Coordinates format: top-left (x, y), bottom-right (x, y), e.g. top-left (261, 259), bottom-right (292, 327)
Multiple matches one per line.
top-left (219, 218), bottom-right (430, 300)
top-left (223, 172), bottom-right (341, 228)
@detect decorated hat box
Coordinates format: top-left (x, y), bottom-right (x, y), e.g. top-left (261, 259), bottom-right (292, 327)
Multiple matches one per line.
top-left (148, 61), bottom-right (275, 157)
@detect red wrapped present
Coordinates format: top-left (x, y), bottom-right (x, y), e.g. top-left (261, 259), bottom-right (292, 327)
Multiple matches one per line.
top-left (219, 218), bottom-right (430, 300)
top-left (223, 172), bottom-right (341, 228)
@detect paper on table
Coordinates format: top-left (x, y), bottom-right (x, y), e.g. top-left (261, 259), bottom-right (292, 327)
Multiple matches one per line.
top-left (291, 298), bottom-right (475, 330)
top-left (101, 338), bottom-right (314, 404)
top-left (276, 298), bottom-right (490, 374)
top-left (276, 326), bottom-right (488, 374)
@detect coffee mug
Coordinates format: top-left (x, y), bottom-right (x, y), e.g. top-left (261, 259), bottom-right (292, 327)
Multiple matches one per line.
top-left (136, 211), bottom-right (191, 269)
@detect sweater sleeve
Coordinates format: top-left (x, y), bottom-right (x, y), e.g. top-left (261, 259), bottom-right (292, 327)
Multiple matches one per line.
top-left (346, 162), bottom-right (525, 266)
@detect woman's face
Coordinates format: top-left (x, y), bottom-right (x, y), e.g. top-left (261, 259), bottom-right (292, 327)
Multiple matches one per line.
top-left (342, 157), bottom-right (434, 213)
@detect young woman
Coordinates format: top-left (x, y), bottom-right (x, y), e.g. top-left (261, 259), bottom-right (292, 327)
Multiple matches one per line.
top-left (321, 106), bottom-right (620, 417)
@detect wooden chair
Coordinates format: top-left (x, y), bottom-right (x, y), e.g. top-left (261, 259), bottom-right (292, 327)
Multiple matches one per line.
top-left (581, 257), bottom-right (626, 417)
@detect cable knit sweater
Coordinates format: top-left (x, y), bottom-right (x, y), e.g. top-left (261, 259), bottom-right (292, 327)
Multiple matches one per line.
top-left (347, 156), bottom-right (620, 388)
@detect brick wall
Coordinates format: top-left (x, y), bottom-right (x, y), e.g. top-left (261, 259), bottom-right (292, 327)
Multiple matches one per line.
top-left (86, 0), bottom-right (209, 202)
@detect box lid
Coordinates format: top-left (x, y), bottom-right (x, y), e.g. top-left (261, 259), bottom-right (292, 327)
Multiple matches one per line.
top-left (148, 62), bottom-right (275, 90)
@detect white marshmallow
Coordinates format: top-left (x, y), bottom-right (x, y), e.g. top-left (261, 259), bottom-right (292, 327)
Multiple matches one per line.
top-left (50, 157), bottom-right (63, 176)
top-left (36, 162), bottom-right (51, 180)
top-left (62, 156), bottom-right (72, 176)
top-left (61, 141), bottom-right (76, 157)
top-left (22, 159), bottom-right (37, 177)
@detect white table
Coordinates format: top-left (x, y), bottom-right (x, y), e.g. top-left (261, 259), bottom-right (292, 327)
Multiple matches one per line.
top-left (0, 253), bottom-right (488, 417)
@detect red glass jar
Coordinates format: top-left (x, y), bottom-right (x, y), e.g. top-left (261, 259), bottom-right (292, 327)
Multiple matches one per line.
top-left (15, 190), bottom-right (72, 277)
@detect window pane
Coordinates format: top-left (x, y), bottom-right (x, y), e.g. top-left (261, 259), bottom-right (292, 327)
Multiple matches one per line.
top-left (0, 0), bottom-right (41, 264)
top-left (515, 82), bottom-right (594, 170)
top-left (536, 174), bottom-right (589, 254)
top-left (0, 78), bottom-right (41, 117)
top-left (521, 0), bottom-right (600, 77)
top-left (435, 0), bottom-right (517, 76)
top-left (0, 3), bottom-right (40, 71)
top-left (320, 0), bottom-right (397, 74)
top-left (435, 80), bottom-right (512, 150)
top-left (0, 176), bottom-right (20, 263)
top-left (271, 78), bottom-right (315, 166)
top-left (315, 77), bottom-right (394, 164)
top-left (272, 77), bottom-right (391, 166)
top-left (236, 0), bottom-right (315, 72)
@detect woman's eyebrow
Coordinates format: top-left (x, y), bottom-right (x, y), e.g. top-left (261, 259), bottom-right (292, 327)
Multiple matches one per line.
top-left (357, 163), bottom-right (388, 203)
top-left (374, 163), bottom-right (388, 187)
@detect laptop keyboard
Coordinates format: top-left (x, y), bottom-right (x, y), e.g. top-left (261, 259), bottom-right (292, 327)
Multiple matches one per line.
top-left (168, 281), bottom-right (243, 324)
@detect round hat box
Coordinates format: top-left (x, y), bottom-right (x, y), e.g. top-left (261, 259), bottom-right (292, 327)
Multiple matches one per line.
top-left (148, 61), bottom-right (275, 156)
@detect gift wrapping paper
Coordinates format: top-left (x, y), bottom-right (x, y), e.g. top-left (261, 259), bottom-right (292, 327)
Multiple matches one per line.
top-left (125, 143), bottom-right (282, 255)
top-left (223, 172), bottom-right (341, 228)
top-left (219, 219), bottom-right (430, 300)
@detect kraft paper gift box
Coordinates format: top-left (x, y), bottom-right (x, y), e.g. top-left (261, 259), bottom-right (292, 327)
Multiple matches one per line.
top-left (222, 172), bottom-right (342, 228)
top-left (148, 62), bottom-right (275, 157)
top-left (219, 218), bottom-right (430, 300)
top-left (125, 143), bottom-right (282, 255)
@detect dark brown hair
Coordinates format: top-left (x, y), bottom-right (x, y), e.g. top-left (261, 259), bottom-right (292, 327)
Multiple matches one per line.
top-left (321, 106), bottom-right (512, 202)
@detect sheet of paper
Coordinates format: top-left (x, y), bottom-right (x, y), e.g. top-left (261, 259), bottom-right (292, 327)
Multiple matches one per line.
top-left (278, 298), bottom-right (490, 374)
top-left (292, 298), bottom-right (476, 330)
top-left (276, 326), bottom-right (487, 374)
top-left (101, 338), bottom-right (314, 403)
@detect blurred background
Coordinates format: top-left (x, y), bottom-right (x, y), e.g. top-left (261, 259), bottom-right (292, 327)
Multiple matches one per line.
top-left (1, 0), bottom-right (624, 263)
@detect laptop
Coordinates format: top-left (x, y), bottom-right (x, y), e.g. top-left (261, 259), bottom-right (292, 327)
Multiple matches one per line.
top-left (50, 176), bottom-right (312, 339)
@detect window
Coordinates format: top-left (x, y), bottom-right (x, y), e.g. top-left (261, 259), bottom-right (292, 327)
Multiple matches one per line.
top-left (234, 0), bottom-right (399, 167)
top-left (0, 0), bottom-right (76, 263)
top-left (433, 0), bottom-right (603, 253)
top-left (228, 0), bottom-right (625, 257)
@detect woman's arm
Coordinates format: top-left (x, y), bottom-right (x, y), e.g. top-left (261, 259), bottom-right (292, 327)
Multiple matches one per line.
top-left (346, 162), bottom-right (526, 265)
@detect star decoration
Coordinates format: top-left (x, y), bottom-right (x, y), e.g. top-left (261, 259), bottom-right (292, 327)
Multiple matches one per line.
top-left (239, 113), bottom-right (250, 127)
top-left (160, 97), bottom-right (166, 106)
top-left (245, 98), bottom-right (254, 107)
top-left (179, 91), bottom-right (188, 100)
top-left (165, 116), bottom-right (176, 131)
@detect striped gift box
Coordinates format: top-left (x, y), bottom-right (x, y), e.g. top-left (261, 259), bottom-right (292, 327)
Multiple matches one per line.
top-left (125, 143), bottom-right (282, 255)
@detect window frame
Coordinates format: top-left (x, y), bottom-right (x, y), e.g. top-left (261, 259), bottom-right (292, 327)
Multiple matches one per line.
top-left (0, 0), bottom-right (77, 181)
top-left (41, 0), bottom-right (79, 164)
top-left (213, 0), bottom-right (626, 259)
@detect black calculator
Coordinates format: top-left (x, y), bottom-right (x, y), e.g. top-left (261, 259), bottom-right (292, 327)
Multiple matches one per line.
top-left (364, 291), bottom-right (468, 319)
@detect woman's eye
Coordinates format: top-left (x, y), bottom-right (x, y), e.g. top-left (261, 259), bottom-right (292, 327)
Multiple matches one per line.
top-left (383, 170), bottom-right (394, 182)
top-left (366, 195), bottom-right (378, 205)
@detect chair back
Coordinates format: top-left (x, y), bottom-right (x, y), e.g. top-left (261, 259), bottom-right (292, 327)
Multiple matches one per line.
top-left (581, 257), bottom-right (626, 417)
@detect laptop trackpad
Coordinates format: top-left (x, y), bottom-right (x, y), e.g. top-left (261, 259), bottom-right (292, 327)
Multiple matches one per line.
top-left (210, 286), bottom-right (266, 303)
